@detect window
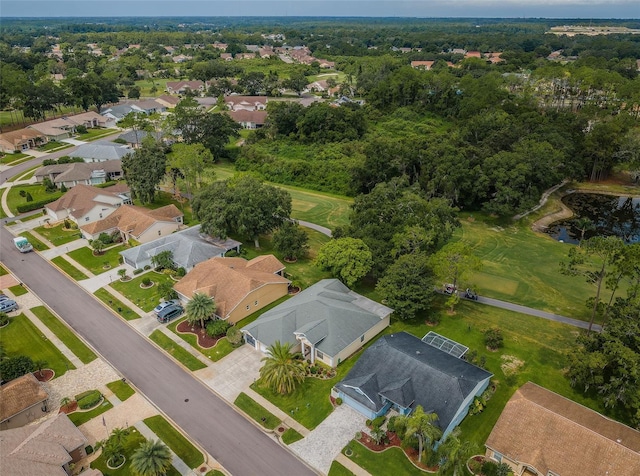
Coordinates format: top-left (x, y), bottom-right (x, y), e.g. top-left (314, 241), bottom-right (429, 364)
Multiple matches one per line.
top-left (246, 305), bottom-right (250, 310)
top-left (254, 300), bottom-right (258, 306)
top-left (158, 230), bottom-right (161, 235)
top-left (316, 350), bottom-right (324, 360)
top-left (492, 451), bottom-right (503, 463)
top-left (99, 213), bottom-right (103, 218)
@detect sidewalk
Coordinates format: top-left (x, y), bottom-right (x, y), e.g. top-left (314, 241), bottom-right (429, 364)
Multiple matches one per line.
top-left (335, 453), bottom-right (372, 476)
top-left (157, 325), bottom-right (212, 366)
top-left (242, 386), bottom-right (310, 437)
top-left (134, 421), bottom-right (198, 476)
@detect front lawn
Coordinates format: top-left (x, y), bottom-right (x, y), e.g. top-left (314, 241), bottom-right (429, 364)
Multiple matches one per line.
top-left (75, 127), bottom-right (116, 141)
top-left (110, 271), bottom-right (176, 312)
top-left (148, 330), bottom-right (206, 371)
top-left (51, 256), bottom-right (89, 280)
top-left (6, 183), bottom-right (62, 215)
top-left (34, 223), bottom-right (82, 246)
top-left (342, 441), bottom-right (418, 476)
top-left (106, 379), bottom-right (135, 401)
top-left (328, 461), bottom-right (356, 476)
top-left (281, 428), bottom-right (304, 445)
top-left (94, 288), bottom-right (140, 320)
top-left (234, 392), bottom-right (280, 430)
top-left (30, 305), bottom-right (97, 364)
top-left (19, 231), bottom-right (49, 251)
top-left (68, 398), bottom-right (113, 426)
top-left (143, 415), bottom-right (204, 468)
top-left (0, 313), bottom-right (75, 377)
top-left (37, 141), bottom-right (73, 152)
top-left (68, 244), bottom-right (127, 275)
top-left (0, 151), bottom-right (31, 165)
top-left (8, 165), bottom-right (40, 182)
top-left (9, 284), bottom-right (27, 296)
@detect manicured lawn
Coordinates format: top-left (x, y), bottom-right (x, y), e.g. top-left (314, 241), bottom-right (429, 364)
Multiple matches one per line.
top-left (30, 306), bottom-right (97, 364)
top-left (94, 288), bottom-right (140, 320)
top-left (76, 127), bottom-right (116, 141)
top-left (68, 398), bottom-right (113, 426)
top-left (19, 231), bottom-right (49, 250)
top-left (0, 264), bottom-right (8, 275)
top-left (7, 184), bottom-right (62, 214)
top-left (1, 151), bottom-right (30, 165)
top-left (110, 271), bottom-right (176, 312)
top-left (51, 256), bottom-right (89, 280)
top-left (343, 440), bottom-right (418, 476)
top-left (143, 415), bottom-right (204, 468)
top-left (34, 223), bottom-right (82, 246)
top-left (106, 379), bottom-right (135, 401)
top-left (0, 313), bottom-right (75, 377)
top-left (205, 471), bottom-right (226, 476)
top-left (328, 461), bottom-right (356, 476)
top-left (234, 392), bottom-right (280, 430)
top-left (37, 141), bottom-right (73, 152)
top-left (9, 284), bottom-right (27, 296)
top-left (134, 78), bottom-right (172, 96)
top-left (281, 428), bottom-right (304, 445)
top-left (68, 244), bottom-right (127, 275)
top-left (148, 330), bottom-right (206, 371)
top-left (134, 191), bottom-right (195, 225)
top-left (7, 165), bottom-right (40, 182)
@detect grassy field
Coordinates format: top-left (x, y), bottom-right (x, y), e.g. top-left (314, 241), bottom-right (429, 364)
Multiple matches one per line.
top-left (149, 330), bottom-right (206, 371)
top-left (134, 78), bottom-right (172, 96)
top-left (6, 184), bottom-right (62, 214)
top-left (0, 313), bottom-right (75, 377)
top-left (106, 379), bottom-right (135, 401)
top-left (110, 271), bottom-right (175, 312)
top-left (34, 223), bottom-right (82, 246)
top-left (68, 398), bottom-right (114, 426)
top-left (143, 415), bottom-right (204, 468)
top-left (234, 392), bottom-right (280, 430)
top-left (68, 244), bottom-right (127, 275)
top-left (51, 256), bottom-right (89, 280)
top-left (94, 288), bottom-right (140, 320)
top-left (30, 306), bottom-right (97, 364)
top-left (9, 284), bottom-right (28, 296)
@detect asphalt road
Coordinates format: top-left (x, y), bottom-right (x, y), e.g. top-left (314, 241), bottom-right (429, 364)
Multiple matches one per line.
top-left (0, 147), bottom-right (76, 183)
top-left (0, 226), bottom-right (316, 476)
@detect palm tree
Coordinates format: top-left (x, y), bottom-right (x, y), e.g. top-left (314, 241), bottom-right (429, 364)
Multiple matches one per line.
top-left (109, 427), bottom-right (130, 447)
top-left (185, 292), bottom-right (216, 330)
top-left (437, 428), bottom-right (477, 476)
top-left (259, 341), bottom-right (306, 395)
top-left (396, 406), bottom-right (442, 463)
top-left (60, 396), bottom-right (71, 411)
top-left (130, 439), bottom-right (173, 476)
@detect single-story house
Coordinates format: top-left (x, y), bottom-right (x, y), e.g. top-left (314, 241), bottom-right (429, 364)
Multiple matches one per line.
top-left (166, 80), bottom-right (205, 95)
top-left (1, 413), bottom-right (90, 476)
top-left (224, 95), bottom-right (268, 111)
top-left (227, 110), bottom-right (267, 129)
top-left (117, 130), bottom-right (164, 148)
top-left (68, 141), bottom-right (131, 163)
top-left (155, 95), bottom-right (181, 108)
top-left (243, 279), bottom-right (393, 367)
top-left (485, 382), bottom-right (640, 476)
top-left (34, 160), bottom-right (123, 188)
top-left (45, 183), bottom-right (131, 224)
top-left (81, 204), bottom-right (183, 243)
top-left (334, 332), bottom-right (492, 441)
top-left (174, 255), bottom-right (289, 324)
top-left (119, 224), bottom-right (241, 271)
top-left (0, 373), bottom-right (49, 430)
top-left (0, 128), bottom-right (48, 153)
top-left (28, 112), bottom-right (116, 141)
top-left (411, 60), bottom-right (435, 70)
top-left (305, 80), bottom-right (329, 93)
top-left (131, 99), bottom-right (166, 115)
top-left (101, 104), bottom-right (139, 122)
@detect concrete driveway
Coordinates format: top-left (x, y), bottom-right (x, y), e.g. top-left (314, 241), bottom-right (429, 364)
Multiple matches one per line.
top-left (195, 344), bottom-right (263, 402)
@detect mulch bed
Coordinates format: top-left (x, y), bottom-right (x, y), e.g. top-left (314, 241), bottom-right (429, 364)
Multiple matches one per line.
top-left (176, 321), bottom-right (223, 348)
top-left (59, 401), bottom-right (78, 414)
top-left (33, 369), bottom-right (54, 382)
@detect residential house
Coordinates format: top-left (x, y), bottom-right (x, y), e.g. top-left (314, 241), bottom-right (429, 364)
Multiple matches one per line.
top-left (0, 128), bottom-right (48, 153)
top-left (34, 161), bottom-right (123, 188)
top-left (411, 60), bottom-right (435, 70)
top-left (68, 141), bottom-right (131, 163)
top-left (243, 279), bottom-right (393, 367)
top-left (334, 332), bottom-right (492, 441)
top-left (306, 80), bottom-right (329, 92)
top-left (80, 204), bottom-right (183, 243)
top-left (0, 374), bottom-right (49, 430)
top-left (165, 80), bottom-right (205, 95)
top-left (485, 52), bottom-right (504, 64)
top-left (117, 130), bottom-right (164, 148)
top-left (131, 99), bottom-right (166, 115)
top-left (45, 183), bottom-right (131, 224)
top-left (174, 255), bottom-right (289, 324)
top-left (485, 382), bottom-right (640, 476)
top-left (236, 53), bottom-right (256, 60)
top-left (101, 104), bottom-right (139, 122)
top-left (227, 110), bottom-right (267, 129)
top-left (28, 112), bottom-right (116, 140)
top-left (155, 95), bottom-right (181, 109)
top-left (220, 53), bottom-right (233, 61)
top-left (212, 42), bottom-right (228, 50)
top-left (119, 224), bottom-right (241, 271)
top-left (224, 95), bottom-right (268, 111)
top-left (465, 51), bottom-right (483, 59)
top-left (172, 54), bottom-right (193, 63)
top-left (1, 413), bottom-right (91, 476)
top-left (258, 47), bottom-right (274, 58)
top-left (317, 59), bottom-right (335, 69)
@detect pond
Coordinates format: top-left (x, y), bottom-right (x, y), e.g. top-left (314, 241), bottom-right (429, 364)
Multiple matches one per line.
top-left (547, 193), bottom-right (640, 244)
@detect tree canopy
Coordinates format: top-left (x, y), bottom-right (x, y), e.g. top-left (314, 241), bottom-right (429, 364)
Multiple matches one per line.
top-left (315, 237), bottom-right (373, 287)
top-left (121, 137), bottom-right (167, 204)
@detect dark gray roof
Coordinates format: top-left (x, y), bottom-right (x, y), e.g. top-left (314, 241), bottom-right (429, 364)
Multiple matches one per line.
top-left (243, 279), bottom-right (393, 357)
top-left (119, 224), bottom-right (240, 269)
top-left (117, 130), bottom-right (162, 145)
top-left (336, 332), bottom-right (493, 429)
top-left (35, 161), bottom-right (122, 183)
top-left (69, 141), bottom-right (131, 161)
top-left (101, 104), bottom-right (136, 119)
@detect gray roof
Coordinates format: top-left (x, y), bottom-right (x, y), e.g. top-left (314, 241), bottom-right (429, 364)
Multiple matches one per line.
top-left (118, 130), bottom-right (163, 145)
top-left (119, 224), bottom-right (241, 269)
top-left (243, 279), bottom-right (393, 357)
top-left (101, 104), bottom-right (136, 119)
top-left (35, 161), bottom-right (122, 183)
top-left (336, 332), bottom-right (493, 428)
top-left (69, 141), bottom-right (131, 161)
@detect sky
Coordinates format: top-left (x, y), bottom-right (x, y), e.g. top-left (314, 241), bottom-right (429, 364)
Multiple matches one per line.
top-left (1, 1), bottom-right (638, 19)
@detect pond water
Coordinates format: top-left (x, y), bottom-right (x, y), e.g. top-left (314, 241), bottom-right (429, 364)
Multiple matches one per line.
top-left (547, 193), bottom-right (640, 245)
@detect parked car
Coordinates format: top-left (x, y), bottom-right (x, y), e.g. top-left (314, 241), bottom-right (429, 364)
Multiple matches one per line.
top-left (443, 284), bottom-right (457, 295)
top-left (464, 288), bottom-right (479, 300)
top-left (154, 299), bottom-right (180, 315)
top-left (156, 304), bottom-right (184, 323)
top-left (0, 294), bottom-right (11, 302)
top-left (0, 299), bottom-right (19, 313)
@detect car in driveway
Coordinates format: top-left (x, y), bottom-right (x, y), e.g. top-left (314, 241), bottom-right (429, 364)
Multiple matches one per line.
top-left (154, 299), bottom-right (180, 315)
top-left (156, 303), bottom-right (184, 323)
top-left (0, 299), bottom-right (19, 313)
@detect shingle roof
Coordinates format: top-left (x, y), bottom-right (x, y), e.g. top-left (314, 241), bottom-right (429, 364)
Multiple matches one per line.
top-left (0, 374), bottom-right (48, 422)
top-left (117, 130), bottom-right (163, 145)
top-left (68, 141), bottom-right (131, 161)
top-left (335, 332), bottom-right (492, 428)
top-left (1, 413), bottom-right (87, 476)
top-left (174, 255), bottom-right (289, 318)
top-left (101, 104), bottom-right (136, 119)
top-left (80, 204), bottom-right (182, 237)
top-left (0, 128), bottom-right (47, 147)
top-left (243, 279), bottom-right (393, 357)
top-left (485, 382), bottom-right (640, 476)
top-left (46, 183), bottom-right (130, 218)
top-left (35, 161), bottom-right (122, 183)
top-left (227, 110), bottom-right (267, 125)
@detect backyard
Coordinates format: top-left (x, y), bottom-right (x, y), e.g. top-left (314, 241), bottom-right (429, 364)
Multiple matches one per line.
top-left (67, 244), bottom-right (128, 275)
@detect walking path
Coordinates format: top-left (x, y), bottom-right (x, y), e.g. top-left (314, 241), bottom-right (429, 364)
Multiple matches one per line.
top-left (243, 387), bottom-right (310, 437)
top-left (335, 454), bottom-right (372, 476)
top-left (298, 219), bottom-right (332, 237)
top-left (134, 421), bottom-right (196, 476)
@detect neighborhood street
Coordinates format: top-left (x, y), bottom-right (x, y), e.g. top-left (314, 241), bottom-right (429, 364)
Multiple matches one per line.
top-left (0, 226), bottom-right (317, 476)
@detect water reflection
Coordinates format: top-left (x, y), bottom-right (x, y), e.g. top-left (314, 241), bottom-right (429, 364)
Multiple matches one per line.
top-left (547, 193), bottom-right (640, 244)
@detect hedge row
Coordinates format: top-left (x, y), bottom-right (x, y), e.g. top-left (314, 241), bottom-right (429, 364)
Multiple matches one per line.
top-left (76, 390), bottom-right (102, 410)
top-left (16, 196), bottom-right (59, 213)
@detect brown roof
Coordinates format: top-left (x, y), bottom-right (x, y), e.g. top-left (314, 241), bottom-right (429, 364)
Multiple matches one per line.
top-left (46, 183), bottom-right (130, 218)
top-left (1, 413), bottom-right (87, 476)
top-left (227, 110), bottom-right (267, 125)
top-left (80, 204), bottom-right (182, 237)
top-left (224, 95), bottom-right (268, 106)
top-left (411, 60), bottom-right (435, 69)
top-left (0, 374), bottom-right (48, 422)
top-left (485, 382), bottom-right (640, 476)
top-left (156, 95), bottom-right (180, 106)
top-left (174, 256), bottom-right (289, 319)
top-left (0, 128), bottom-right (46, 147)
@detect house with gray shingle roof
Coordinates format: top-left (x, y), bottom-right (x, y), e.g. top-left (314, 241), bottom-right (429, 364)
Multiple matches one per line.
top-left (334, 332), bottom-right (492, 440)
top-left (34, 161), bottom-right (123, 188)
top-left (68, 141), bottom-right (131, 163)
top-left (242, 279), bottom-right (393, 368)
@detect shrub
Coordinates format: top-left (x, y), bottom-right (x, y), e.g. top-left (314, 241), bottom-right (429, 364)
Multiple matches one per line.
top-left (226, 326), bottom-right (243, 346)
top-left (387, 415), bottom-right (398, 433)
top-left (143, 265), bottom-right (151, 271)
top-left (98, 232), bottom-right (114, 245)
top-left (60, 183), bottom-right (67, 193)
top-left (206, 319), bottom-right (230, 337)
top-left (0, 312), bottom-right (9, 326)
top-left (17, 197), bottom-right (59, 213)
top-left (19, 190), bottom-right (26, 197)
top-left (0, 355), bottom-right (35, 381)
top-left (133, 268), bottom-right (143, 275)
top-left (25, 192), bottom-right (33, 202)
top-left (480, 460), bottom-right (512, 476)
top-left (335, 397), bottom-right (342, 405)
top-left (141, 277), bottom-right (152, 286)
top-left (174, 267), bottom-right (186, 278)
top-left (484, 328), bottom-right (504, 350)
top-left (76, 390), bottom-right (102, 409)
top-left (371, 415), bottom-right (386, 429)
top-left (76, 125), bottom-right (88, 134)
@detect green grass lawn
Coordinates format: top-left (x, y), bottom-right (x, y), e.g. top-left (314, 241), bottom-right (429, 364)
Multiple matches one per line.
top-left (134, 191), bottom-right (195, 225)
top-left (343, 441), bottom-right (418, 476)
top-left (75, 127), bottom-right (116, 141)
top-left (68, 398), bottom-right (113, 426)
top-left (6, 184), bottom-right (62, 214)
top-left (51, 256), bottom-right (89, 280)
top-left (7, 165), bottom-right (40, 182)
top-left (34, 223), bottom-right (83, 246)
top-left (37, 141), bottom-right (73, 152)
top-left (30, 306), bottom-right (97, 364)
top-left (328, 460), bottom-right (356, 476)
top-left (1, 151), bottom-right (30, 165)
top-left (0, 313), bottom-right (75, 377)
top-left (19, 231), bottom-right (49, 251)
top-left (8, 284), bottom-right (28, 296)
top-left (234, 392), bottom-right (280, 430)
top-left (110, 272), bottom-right (176, 312)
top-left (148, 330), bottom-right (206, 371)
top-left (94, 288), bottom-right (140, 320)
top-left (106, 379), bottom-right (135, 401)
top-left (134, 78), bottom-right (172, 96)
top-left (281, 428), bottom-right (304, 445)
top-left (143, 415), bottom-right (204, 468)
top-left (0, 264), bottom-right (8, 275)
top-left (68, 244), bottom-right (127, 275)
